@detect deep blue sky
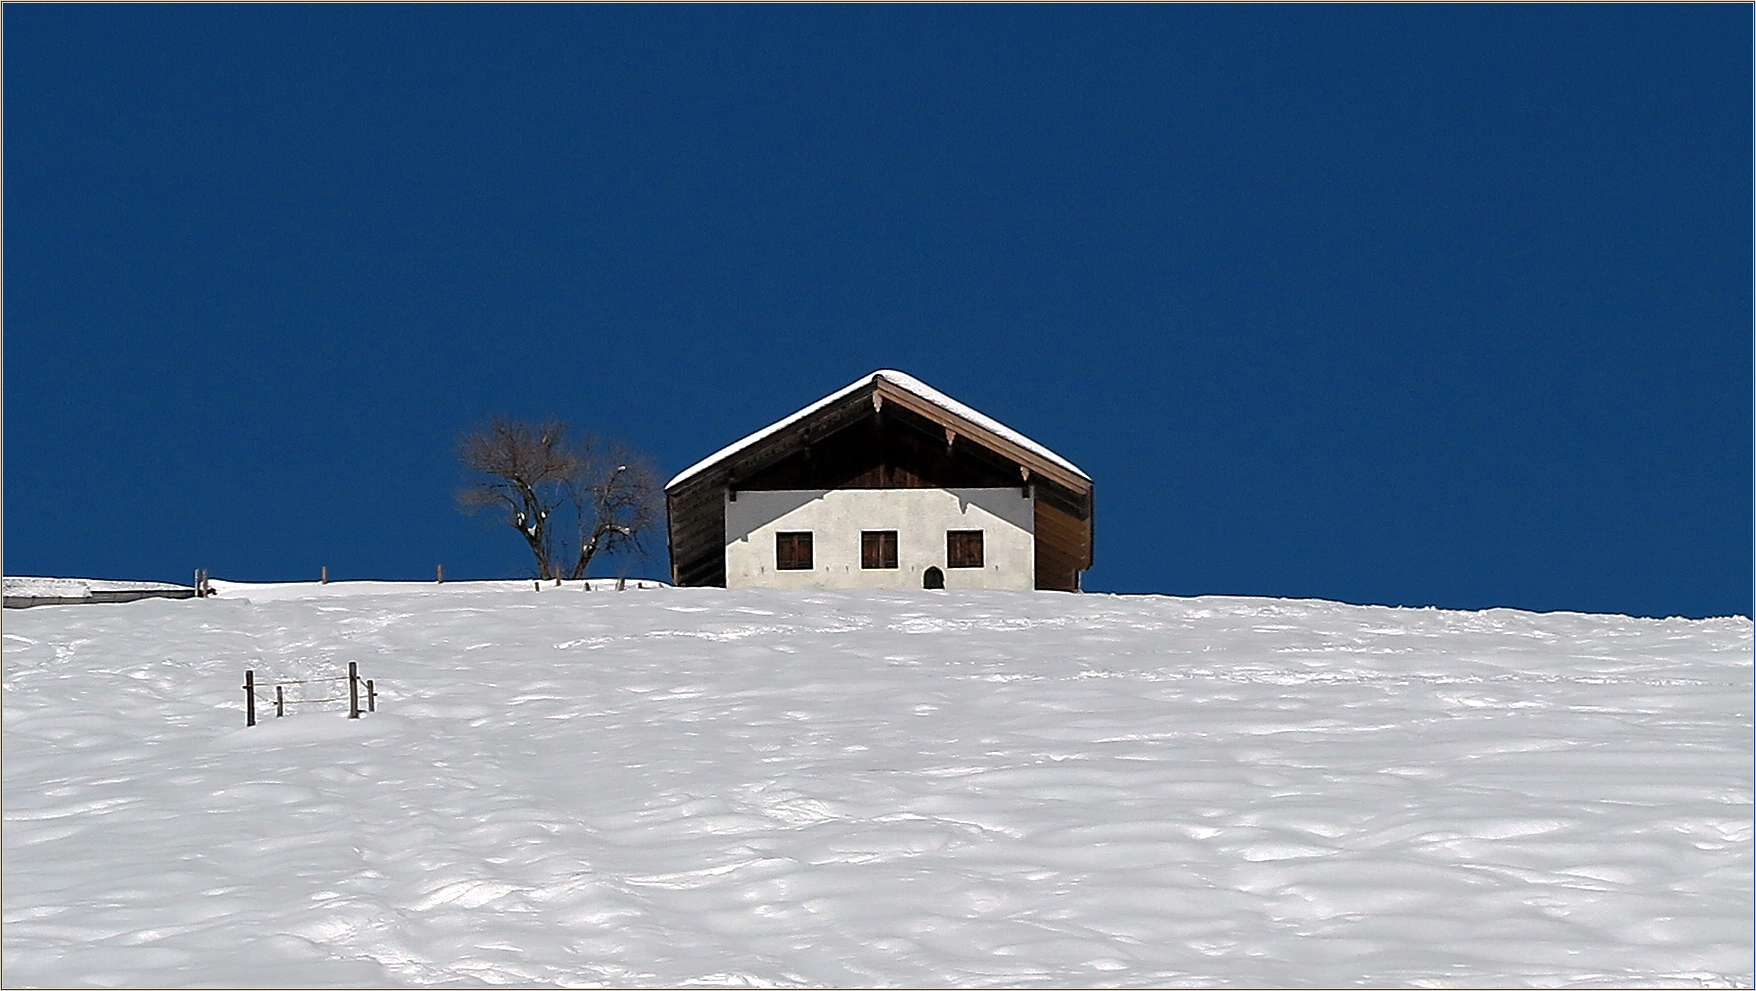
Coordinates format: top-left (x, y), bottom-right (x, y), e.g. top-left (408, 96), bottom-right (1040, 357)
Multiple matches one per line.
top-left (5, 6), bottom-right (1750, 618)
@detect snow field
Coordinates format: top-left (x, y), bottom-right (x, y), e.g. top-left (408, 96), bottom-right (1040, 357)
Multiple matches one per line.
top-left (3, 581), bottom-right (1750, 988)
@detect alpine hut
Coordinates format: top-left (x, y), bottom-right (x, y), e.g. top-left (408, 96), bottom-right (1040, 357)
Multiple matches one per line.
top-left (665, 370), bottom-right (1093, 591)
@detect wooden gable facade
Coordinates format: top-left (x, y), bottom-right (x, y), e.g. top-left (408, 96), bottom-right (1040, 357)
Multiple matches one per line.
top-left (666, 371), bottom-right (1094, 591)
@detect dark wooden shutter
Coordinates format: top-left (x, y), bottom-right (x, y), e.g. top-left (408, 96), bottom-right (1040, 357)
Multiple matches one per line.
top-left (862, 531), bottom-right (898, 569)
top-left (776, 532), bottom-right (814, 570)
top-left (947, 530), bottom-right (984, 568)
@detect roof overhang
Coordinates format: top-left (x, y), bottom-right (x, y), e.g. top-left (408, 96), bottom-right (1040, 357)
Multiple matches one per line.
top-left (665, 370), bottom-right (1090, 495)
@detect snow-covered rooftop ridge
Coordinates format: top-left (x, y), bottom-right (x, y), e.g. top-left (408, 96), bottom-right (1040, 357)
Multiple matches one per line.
top-left (3, 576), bottom-right (190, 597)
top-left (666, 369), bottom-right (1088, 490)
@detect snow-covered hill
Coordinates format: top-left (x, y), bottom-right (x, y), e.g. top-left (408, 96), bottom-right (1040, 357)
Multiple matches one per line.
top-left (3, 581), bottom-right (1750, 988)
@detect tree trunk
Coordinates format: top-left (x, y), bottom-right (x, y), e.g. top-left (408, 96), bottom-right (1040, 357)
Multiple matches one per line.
top-left (569, 529), bottom-right (602, 581)
top-left (521, 525), bottom-right (553, 580)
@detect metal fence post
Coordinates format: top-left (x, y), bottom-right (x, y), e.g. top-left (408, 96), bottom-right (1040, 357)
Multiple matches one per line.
top-left (348, 662), bottom-right (360, 718)
top-left (366, 679), bottom-right (376, 713)
top-left (244, 670), bottom-right (256, 727)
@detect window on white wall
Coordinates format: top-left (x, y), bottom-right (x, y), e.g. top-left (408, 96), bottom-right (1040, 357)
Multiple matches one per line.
top-left (861, 531), bottom-right (898, 569)
top-left (947, 530), bottom-right (984, 568)
top-left (776, 532), bottom-right (814, 570)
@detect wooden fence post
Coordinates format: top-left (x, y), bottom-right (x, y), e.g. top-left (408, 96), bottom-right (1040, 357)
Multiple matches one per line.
top-left (322, 566), bottom-right (329, 584)
top-left (275, 685), bottom-right (285, 718)
top-left (366, 679), bottom-right (376, 713)
top-left (244, 670), bottom-right (256, 727)
top-left (348, 662), bottom-right (360, 718)
top-left (437, 564), bottom-right (444, 584)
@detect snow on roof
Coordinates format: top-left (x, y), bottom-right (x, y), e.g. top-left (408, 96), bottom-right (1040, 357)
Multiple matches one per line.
top-left (665, 369), bottom-right (1089, 490)
top-left (3, 576), bottom-right (191, 598)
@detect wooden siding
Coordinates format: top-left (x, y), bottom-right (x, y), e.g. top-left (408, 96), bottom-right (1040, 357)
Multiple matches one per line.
top-left (666, 479), bottom-right (726, 587)
top-left (1034, 495), bottom-right (1093, 592)
top-left (740, 407), bottom-right (1021, 491)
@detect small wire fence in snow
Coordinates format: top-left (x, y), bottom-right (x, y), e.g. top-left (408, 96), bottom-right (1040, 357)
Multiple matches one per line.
top-left (243, 662), bottom-right (377, 727)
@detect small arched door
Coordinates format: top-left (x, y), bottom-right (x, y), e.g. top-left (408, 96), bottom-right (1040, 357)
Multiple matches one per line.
top-left (922, 566), bottom-right (944, 589)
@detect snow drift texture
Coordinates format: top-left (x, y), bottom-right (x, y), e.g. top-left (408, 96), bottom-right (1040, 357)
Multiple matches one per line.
top-left (3, 580), bottom-right (1750, 988)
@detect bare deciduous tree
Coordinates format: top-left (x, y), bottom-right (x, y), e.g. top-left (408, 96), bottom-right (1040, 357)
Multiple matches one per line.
top-left (457, 417), bottom-right (575, 580)
top-left (458, 417), bottom-right (662, 580)
top-left (564, 438), bottom-right (662, 580)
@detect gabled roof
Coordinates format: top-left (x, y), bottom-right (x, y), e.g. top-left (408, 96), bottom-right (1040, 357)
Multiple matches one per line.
top-left (665, 369), bottom-right (1089, 491)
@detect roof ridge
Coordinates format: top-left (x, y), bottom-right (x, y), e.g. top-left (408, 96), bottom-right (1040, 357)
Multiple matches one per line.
top-left (665, 369), bottom-right (1087, 490)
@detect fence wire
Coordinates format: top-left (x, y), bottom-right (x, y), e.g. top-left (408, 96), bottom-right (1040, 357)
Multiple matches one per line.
top-left (243, 666), bottom-right (376, 725)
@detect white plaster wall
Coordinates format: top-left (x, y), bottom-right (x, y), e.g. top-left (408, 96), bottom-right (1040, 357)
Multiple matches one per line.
top-left (724, 488), bottom-right (1034, 590)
